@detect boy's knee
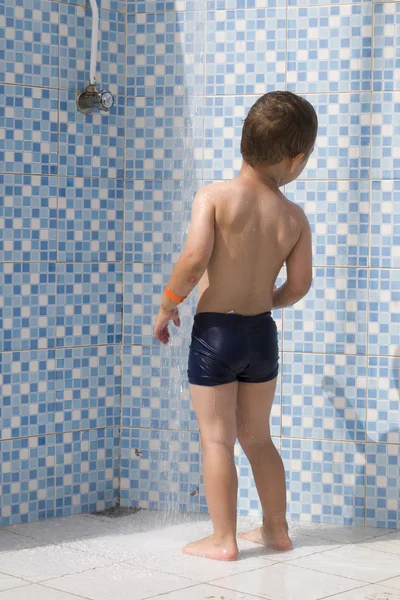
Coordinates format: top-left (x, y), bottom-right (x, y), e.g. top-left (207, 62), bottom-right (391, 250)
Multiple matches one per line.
top-left (238, 432), bottom-right (272, 455)
top-left (201, 430), bottom-right (236, 453)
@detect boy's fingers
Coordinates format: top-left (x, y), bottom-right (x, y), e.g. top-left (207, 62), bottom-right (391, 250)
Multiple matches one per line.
top-left (173, 315), bottom-right (181, 327)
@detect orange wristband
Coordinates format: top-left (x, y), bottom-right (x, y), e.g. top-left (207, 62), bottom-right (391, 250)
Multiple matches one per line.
top-left (165, 286), bottom-right (187, 304)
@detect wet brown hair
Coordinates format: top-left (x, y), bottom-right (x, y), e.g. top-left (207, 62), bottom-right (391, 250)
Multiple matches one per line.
top-left (240, 91), bottom-right (318, 166)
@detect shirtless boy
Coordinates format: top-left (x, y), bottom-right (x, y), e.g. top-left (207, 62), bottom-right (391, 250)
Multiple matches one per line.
top-left (154, 91), bottom-right (318, 561)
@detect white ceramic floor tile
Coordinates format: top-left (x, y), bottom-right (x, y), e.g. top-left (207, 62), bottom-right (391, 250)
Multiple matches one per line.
top-left (67, 531), bottom-right (185, 561)
top-left (0, 531), bottom-right (35, 553)
top-left (0, 573), bottom-right (28, 593)
top-left (41, 563), bottom-right (195, 600)
top-left (148, 582), bottom-right (266, 600)
top-left (384, 577), bottom-right (400, 592)
top-left (322, 583), bottom-right (400, 599)
top-left (239, 534), bottom-right (341, 563)
top-left (212, 563), bottom-right (362, 600)
top-left (361, 532), bottom-right (400, 557)
top-left (125, 546), bottom-right (274, 583)
top-left (0, 585), bottom-right (87, 600)
top-left (301, 525), bottom-right (397, 545)
top-left (5, 515), bottom-right (115, 545)
top-left (1, 543), bottom-right (114, 582)
top-left (288, 545), bottom-right (400, 584)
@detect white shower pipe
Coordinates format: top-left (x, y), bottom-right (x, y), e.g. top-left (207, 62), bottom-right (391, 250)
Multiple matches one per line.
top-left (89, 0), bottom-right (99, 86)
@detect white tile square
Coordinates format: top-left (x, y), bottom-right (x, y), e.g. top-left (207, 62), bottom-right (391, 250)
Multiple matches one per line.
top-left (41, 563), bottom-right (194, 600)
top-left (361, 532), bottom-right (400, 557)
top-left (148, 583), bottom-right (266, 600)
top-left (0, 585), bottom-right (87, 600)
top-left (125, 546), bottom-right (273, 583)
top-left (288, 545), bottom-right (400, 584)
top-left (1, 543), bottom-right (113, 582)
top-left (322, 584), bottom-right (400, 600)
top-left (384, 577), bottom-right (400, 592)
top-left (300, 524), bottom-right (397, 545)
top-left (212, 563), bottom-right (362, 600)
top-left (5, 515), bottom-right (115, 545)
top-left (0, 573), bottom-right (28, 593)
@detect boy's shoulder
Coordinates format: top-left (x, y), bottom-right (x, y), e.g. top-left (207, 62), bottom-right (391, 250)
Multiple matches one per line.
top-left (196, 181), bottom-right (233, 199)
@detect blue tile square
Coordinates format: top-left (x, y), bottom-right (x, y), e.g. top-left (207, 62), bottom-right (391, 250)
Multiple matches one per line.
top-left (286, 180), bottom-right (370, 267)
top-left (371, 92), bottom-right (400, 179)
top-left (301, 93), bottom-right (371, 180)
top-left (126, 11), bottom-right (204, 97)
top-left (59, 91), bottom-right (125, 179)
top-left (287, 4), bottom-right (372, 93)
top-left (368, 269), bottom-right (400, 357)
top-left (123, 263), bottom-right (172, 346)
top-left (206, 8), bottom-right (286, 96)
top-left (122, 345), bottom-right (198, 432)
top-left (204, 95), bottom-right (257, 180)
top-left (282, 353), bottom-right (367, 442)
top-left (55, 345), bottom-right (121, 433)
top-left (61, 0), bottom-right (125, 13)
top-left (124, 179), bottom-right (201, 265)
top-left (370, 181), bottom-right (400, 269)
top-left (55, 428), bottom-right (119, 517)
top-left (0, 84), bottom-right (59, 175)
top-left (57, 177), bottom-right (123, 263)
top-left (60, 3), bottom-right (125, 95)
top-left (0, 174), bottom-right (57, 263)
top-left (0, 435), bottom-right (55, 526)
top-left (126, 96), bottom-right (203, 181)
top-left (373, 3), bottom-right (400, 92)
top-left (236, 438), bottom-right (281, 517)
top-left (0, 349), bottom-right (56, 440)
top-left (0, 0), bottom-right (59, 89)
top-left (366, 443), bottom-right (400, 529)
top-left (56, 262), bottom-right (122, 348)
top-left (0, 262), bottom-right (56, 352)
top-left (289, 0), bottom-right (369, 5)
top-left (120, 427), bottom-right (200, 512)
top-left (367, 355), bottom-right (400, 446)
top-left (282, 438), bottom-right (365, 525)
top-left (283, 267), bottom-right (368, 355)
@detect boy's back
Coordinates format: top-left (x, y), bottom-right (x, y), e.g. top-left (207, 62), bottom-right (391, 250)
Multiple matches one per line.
top-left (197, 177), bottom-right (310, 316)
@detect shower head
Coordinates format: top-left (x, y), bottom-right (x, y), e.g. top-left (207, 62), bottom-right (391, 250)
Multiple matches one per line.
top-left (77, 84), bottom-right (114, 115)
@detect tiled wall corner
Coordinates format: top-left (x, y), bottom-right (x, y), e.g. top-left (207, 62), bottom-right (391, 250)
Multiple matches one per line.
top-left (0, 0), bottom-right (125, 525)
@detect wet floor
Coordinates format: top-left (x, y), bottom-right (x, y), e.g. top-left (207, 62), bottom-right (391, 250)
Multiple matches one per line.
top-left (1, 511), bottom-right (400, 600)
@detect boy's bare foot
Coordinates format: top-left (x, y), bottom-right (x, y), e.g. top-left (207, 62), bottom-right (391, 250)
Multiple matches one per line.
top-left (239, 524), bottom-right (293, 552)
top-left (182, 535), bottom-right (239, 561)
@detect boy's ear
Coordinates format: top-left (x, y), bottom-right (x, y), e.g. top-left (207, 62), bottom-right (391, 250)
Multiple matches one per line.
top-left (290, 153), bottom-right (305, 172)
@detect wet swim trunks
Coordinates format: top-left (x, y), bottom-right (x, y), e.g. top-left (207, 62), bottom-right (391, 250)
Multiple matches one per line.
top-left (188, 311), bottom-right (279, 387)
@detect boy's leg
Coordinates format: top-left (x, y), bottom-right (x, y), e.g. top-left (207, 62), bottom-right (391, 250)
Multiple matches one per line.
top-left (183, 381), bottom-right (239, 561)
top-left (237, 379), bottom-right (292, 551)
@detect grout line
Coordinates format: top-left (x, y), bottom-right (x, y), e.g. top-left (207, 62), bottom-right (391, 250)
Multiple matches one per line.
top-left (318, 583), bottom-right (372, 600)
top-left (37, 583), bottom-right (93, 600)
top-left (1, 78), bottom-right (400, 98)
top-left (116, 0), bottom-right (129, 509)
top-left (126, 0), bottom-right (391, 15)
top-left (363, 0), bottom-right (377, 527)
top-left (4, 425), bottom-right (399, 447)
top-left (1, 169), bottom-right (400, 184)
top-left (0, 425), bottom-right (120, 444)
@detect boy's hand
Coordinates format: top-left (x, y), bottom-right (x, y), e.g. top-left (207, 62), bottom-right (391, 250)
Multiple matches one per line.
top-left (154, 306), bottom-right (181, 345)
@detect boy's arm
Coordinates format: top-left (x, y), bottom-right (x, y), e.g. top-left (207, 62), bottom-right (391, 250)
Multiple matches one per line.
top-left (273, 212), bottom-right (312, 310)
top-left (154, 189), bottom-right (215, 343)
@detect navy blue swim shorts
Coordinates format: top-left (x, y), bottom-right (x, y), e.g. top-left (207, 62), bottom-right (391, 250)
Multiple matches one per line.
top-left (188, 311), bottom-right (279, 387)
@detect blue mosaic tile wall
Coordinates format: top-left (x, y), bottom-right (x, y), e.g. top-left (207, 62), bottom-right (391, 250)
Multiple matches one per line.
top-left (122, 0), bottom-right (400, 530)
top-left (0, 0), bottom-right (123, 525)
top-left (1, 0), bottom-right (399, 529)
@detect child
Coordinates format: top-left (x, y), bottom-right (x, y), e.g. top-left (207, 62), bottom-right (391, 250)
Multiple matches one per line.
top-left (154, 91), bottom-right (318, 561)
